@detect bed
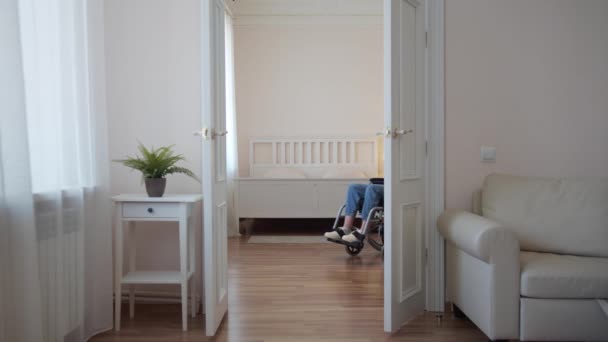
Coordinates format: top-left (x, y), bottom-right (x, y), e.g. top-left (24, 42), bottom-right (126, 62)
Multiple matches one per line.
top-left (235, 137), bottom-right (379, 221)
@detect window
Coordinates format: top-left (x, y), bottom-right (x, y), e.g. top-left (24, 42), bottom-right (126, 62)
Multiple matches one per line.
top-left (18, 0), bottom-right (94, 192)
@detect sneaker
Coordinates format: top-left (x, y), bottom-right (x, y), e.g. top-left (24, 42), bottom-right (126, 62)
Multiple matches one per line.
top-left (324, 227), bottom-right (351, 240)
top-left (342, 230), bottom-right (364, 243)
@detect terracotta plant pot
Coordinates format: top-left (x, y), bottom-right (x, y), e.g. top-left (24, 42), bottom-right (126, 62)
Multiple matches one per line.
top-left (145, 178), bottom-right (166, 197)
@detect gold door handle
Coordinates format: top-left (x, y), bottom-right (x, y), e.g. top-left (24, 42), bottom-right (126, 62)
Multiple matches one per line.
top-left (393, 129), bottom-right (413, 136)
top-left (193, 128), bottom-right (211, 140)
top-left (377, 128), bottom-right (413, 138)
top-left (377, 128), bottom-right (393, 137)
top-left (193, 128), bottom-right (228, 140)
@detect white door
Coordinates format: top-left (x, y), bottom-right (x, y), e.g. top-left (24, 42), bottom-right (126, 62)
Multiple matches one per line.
top-left (383, 0), bottom-right (427, 332)
top-left (200, 0), bottom-right (228, 336)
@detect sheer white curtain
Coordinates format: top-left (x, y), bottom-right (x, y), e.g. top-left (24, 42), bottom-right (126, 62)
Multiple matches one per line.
top-left (1, 0), bottom-right (112, 341)
top-left (225, 11), bottom-right (239, 236)
top-left (0, 2), bottom-right (44, 341)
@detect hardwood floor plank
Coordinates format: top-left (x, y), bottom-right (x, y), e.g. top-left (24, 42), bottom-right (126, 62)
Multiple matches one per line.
top-left (91, 237), bottom-right (489, 341)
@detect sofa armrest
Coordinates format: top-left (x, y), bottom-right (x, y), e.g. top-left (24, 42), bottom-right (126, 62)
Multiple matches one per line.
top-left (439, 209), bottom-right (521, 339)
top-left (438, 209), bottom-right (519, 263)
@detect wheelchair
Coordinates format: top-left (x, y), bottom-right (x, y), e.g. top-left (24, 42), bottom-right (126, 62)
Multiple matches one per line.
top-left (326, 204), bottom-right (384, 256)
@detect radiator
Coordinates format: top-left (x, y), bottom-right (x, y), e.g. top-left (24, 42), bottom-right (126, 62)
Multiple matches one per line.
top-left (35, 192), bottom-right (84, 342)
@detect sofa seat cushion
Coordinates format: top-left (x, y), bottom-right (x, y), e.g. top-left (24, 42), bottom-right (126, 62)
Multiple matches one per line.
top-left (520, 252), bottom-right (608, 299)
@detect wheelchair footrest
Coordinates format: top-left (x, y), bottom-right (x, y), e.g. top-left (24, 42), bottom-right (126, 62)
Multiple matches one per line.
top-left (326, 237), bottom-right (364, 249)
top-left (327, 237), bottom-right (347, 245)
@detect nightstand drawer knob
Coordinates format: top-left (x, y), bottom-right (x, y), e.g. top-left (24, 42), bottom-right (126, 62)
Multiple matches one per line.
top-left (121, 202), bottom-right (179, 218)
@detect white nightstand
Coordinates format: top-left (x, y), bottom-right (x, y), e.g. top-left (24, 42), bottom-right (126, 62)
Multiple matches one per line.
top-left (112, 194), bottom-right (203, 331)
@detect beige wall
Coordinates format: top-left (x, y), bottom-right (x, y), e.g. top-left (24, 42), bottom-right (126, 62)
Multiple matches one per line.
top-left (234, 20), bottom-right (384, 177)
top-left (104, 0), bottom-right (202, 294)
top-left (446, 0), bottom-right (608, 210)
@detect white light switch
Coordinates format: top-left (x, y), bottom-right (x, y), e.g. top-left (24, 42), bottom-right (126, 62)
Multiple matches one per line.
top-left (481, 146), bottom-right (496, 163)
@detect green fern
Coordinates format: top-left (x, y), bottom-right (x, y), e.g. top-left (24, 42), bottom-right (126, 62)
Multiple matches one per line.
top-left (114, 142), bottom-right (200, 182)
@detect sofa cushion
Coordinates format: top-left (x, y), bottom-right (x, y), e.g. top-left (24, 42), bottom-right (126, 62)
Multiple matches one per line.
top-left (482, 174), bottom-right (608, 257)
top-left (520, 251), bottom-right (608, 299)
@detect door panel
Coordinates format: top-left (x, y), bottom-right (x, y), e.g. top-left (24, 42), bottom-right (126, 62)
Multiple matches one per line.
top-left (400, 202), bottom-right (422, 300)
top-left (201, 0), bottom-right (228, 336)
top-left (384, 0), bottom-right (426, 333)
top-left (398, 1), bottom-right (418, 181)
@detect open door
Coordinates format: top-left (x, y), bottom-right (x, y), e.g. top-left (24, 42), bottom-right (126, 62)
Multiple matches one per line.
top-left (200, 0), bottom-right (228, 336)
top-left (383, 0), bottom-right (427, 332)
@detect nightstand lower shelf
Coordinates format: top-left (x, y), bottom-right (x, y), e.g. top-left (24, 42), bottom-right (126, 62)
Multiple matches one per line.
top-left (121, 270), bottom-right (195, 285)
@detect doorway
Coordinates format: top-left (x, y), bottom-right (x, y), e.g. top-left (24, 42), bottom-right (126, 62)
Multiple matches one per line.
top-left (200, 0), bottom-right (446, 336)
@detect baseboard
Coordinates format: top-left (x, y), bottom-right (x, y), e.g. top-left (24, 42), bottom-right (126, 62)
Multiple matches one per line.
top-left (118, 290), bottom-right (202, 306)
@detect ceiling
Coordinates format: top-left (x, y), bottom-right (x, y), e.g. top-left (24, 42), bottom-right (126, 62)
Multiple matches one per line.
top-left (230, 0), bottom-right (383, 17)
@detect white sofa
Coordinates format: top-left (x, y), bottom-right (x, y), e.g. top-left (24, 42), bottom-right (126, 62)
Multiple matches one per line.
top-left (438, 174), bottom-right (608, 341)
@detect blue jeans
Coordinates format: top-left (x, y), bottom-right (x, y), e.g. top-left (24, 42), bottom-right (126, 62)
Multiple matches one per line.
top-left (344, 184), bottom-right (384, 219)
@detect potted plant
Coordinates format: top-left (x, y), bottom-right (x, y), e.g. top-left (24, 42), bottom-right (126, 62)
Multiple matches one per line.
top-left (115, 143), bottom-right (199, 197)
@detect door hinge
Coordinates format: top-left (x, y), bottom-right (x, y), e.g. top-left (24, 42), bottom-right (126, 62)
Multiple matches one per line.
top-left (425, 248), bottom-right (428, 265)
top-left (425, 31), bottom-right (428, 47)
top-left (425, 140), bottom-right (428, 156)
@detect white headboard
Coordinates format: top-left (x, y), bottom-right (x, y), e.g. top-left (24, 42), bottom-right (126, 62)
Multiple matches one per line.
top-left (249, 136), bottom-right (378, 178)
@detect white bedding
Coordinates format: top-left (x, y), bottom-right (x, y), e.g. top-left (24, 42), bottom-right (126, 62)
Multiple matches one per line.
top-left (321, 168), bottom-right (368, 179)
top-left (262, 167), bottom-right (307, 179)
top-left (262, 167), bottom-right (368, 180)
top-left (235, 178), bottom-right (367, 219)
top-left (236, 136), bottom-right (378, 220)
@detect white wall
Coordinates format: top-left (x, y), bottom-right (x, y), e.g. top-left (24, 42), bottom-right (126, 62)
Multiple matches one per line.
top-left (233, 18), bottom-right (384, 176)
top-left (446, 0), bottom-right (608, 210)
top-left (104, 0), bottom-right (202, 295)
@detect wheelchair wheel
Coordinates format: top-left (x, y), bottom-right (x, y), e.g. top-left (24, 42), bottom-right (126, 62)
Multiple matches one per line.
top-left (345, 244), bottom-right (363, 256)
top-left (368, 224), bottom-right (384, 252)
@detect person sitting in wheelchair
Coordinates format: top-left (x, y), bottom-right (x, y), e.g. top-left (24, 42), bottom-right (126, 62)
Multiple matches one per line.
top-left (324, 180), bottom-right (384, 244)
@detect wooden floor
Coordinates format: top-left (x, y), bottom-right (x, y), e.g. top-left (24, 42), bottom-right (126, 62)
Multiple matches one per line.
top-left (91, 235), bottom-right (488, 342)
